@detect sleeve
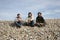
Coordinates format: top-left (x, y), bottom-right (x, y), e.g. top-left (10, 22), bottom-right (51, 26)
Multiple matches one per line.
top-left (31, 16), bottom-right (34, 21)
top-left (14, 17), bottom-right (22, 22)
top-left (42, 17), bottom-right (45, 23)
top-left (36, 17), bottom-right (38, 23)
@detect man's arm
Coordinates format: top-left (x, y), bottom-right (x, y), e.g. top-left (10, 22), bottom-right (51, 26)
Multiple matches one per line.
top-left (30, 16), bottom-right (34, 21)
top-left (36, 17), bottom-right (38, 23)
top-left (42, 17), bottom-right (45, 23)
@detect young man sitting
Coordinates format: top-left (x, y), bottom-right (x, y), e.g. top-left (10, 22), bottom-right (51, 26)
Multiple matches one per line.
top-left (36, 12), bottom-right (45, 27)
top-left (15, 13), bottom-right (22, 28)
top-left (25, 12), bottom-right (34, 27)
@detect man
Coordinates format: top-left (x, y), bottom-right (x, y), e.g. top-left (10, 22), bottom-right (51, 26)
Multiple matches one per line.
top-left (15, 13), bottom-right (22, 28)
top-left (36, 12), bottom-right (45, 27)
top-left (26, 12), bottom-right (34, 27)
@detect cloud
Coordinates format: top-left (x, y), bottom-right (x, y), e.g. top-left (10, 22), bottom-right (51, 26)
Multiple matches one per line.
top-left (0, 0), bottom-right (60, 20)
top-left (54, 10), bottom-right (60, 13)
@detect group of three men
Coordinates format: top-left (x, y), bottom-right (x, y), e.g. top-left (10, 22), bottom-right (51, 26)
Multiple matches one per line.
top-left (15, 12), bottom-right (45, 28)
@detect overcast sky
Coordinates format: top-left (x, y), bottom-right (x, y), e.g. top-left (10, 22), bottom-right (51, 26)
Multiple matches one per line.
top-left (0, 0), bottom-right (60, 20)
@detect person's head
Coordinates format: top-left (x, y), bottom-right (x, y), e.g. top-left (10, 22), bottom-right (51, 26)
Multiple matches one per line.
top-left (38, 12), bottom-right (42, 17)
top-left (17, 13), bottom-right (20, 18)
top-left (28, 12), bottom-right (32, 17)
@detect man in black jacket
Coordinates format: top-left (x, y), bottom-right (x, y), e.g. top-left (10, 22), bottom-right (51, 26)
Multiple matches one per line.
top-left (36, 12), bottom-right (45, 27)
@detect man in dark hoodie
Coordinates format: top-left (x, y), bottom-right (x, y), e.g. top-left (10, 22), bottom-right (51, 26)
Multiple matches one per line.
top-left (36, 12), bottom-right (45, 27)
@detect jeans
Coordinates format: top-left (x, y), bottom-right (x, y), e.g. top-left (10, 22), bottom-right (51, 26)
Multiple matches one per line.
top-left (15, 21), bottom-right (22, 27)
top-left (26, 20), bottom-right (34, 27)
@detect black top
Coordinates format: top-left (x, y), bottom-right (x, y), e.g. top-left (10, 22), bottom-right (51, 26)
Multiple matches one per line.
top-left (36, 16), bottom-right (45, 23)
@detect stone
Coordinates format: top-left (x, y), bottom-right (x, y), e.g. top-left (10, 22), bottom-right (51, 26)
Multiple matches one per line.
top-left (0, 19), bottom-right (60, 40)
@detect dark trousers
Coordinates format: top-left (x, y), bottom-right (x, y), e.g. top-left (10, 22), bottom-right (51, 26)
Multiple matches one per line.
top-left (15, 21), bottom-right (22, 27)
top-left (36, 23), bottom-right (45, 27)
top-left (26, 20), bottom-right (34, 27)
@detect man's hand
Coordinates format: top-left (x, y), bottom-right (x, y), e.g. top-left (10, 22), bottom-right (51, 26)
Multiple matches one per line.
top-left (28, 20), bottom-right (31, 23)
top-left (17, 18), bottom-right (22, 22)
top-left (40, 23), bottom-right (44, 26)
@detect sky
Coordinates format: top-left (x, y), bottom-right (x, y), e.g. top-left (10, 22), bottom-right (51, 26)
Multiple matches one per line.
top-left (0, 0), bottom-right (60, 20)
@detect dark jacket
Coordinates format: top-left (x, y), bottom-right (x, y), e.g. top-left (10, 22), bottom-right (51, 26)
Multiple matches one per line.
top-left (36, 16), bottom-right (45, 23)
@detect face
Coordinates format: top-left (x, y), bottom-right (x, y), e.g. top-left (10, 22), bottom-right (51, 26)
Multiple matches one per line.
top-left (38, 13), bottom-right (42, 17)
top-left (17, 15), bottom-right (20, 17)
top-left (28, 14), bottom-right (32, 17)
top-left (17, 14), bottom-right (20, 17)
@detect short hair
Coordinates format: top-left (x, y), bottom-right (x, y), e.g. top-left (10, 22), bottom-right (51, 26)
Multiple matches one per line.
top-left (17, 13), bottom-right (20, 16)
top-left (38, 12), bottom-right (42, 15)
top-left (28, 12), bottom-right (32, 15)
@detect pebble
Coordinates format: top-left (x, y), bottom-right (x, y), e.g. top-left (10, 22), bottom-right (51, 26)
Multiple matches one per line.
top-left (0, 20), bottom-right (60, 40)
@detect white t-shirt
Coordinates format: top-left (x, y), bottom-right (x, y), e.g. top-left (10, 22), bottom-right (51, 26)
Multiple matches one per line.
top-left (26, 16), bottom-right (34, 22)
top-left (15, 17), bottom-right (22, 22)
